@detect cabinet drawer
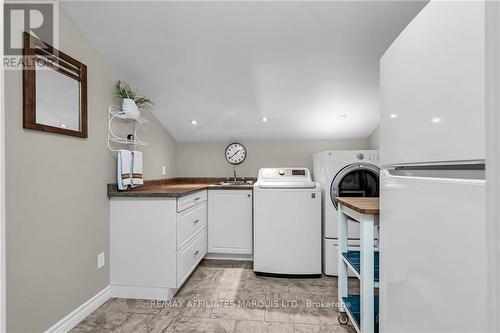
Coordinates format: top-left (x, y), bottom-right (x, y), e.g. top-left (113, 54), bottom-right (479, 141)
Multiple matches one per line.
top-left (177, 228), bottom-right (207, 287)
top-left (177, 201), bottom-right (207, 249)
top-left (177, 190), bottom-right (207, 212)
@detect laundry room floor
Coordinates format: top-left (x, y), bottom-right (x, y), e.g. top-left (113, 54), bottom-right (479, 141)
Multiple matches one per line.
top-left (71, 260), bottom-right (358, 332)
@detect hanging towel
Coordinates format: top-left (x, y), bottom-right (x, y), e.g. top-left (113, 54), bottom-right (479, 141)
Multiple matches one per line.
top-left (117, 149), bottom-right (132, 190)
top-left (117, 150), bottom-right (123, 190)
top-left (131, 150), bottom-right (144, 186)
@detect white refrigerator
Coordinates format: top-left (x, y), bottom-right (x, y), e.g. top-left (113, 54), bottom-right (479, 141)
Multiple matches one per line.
top-left (379, 1), bottom-right (487, 332)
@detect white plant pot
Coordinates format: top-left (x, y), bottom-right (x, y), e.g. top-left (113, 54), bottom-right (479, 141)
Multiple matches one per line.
top-left (122, 98), bottom-right (140, 117)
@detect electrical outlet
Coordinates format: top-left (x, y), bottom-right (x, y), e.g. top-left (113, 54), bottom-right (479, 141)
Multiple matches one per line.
top-left (97, 252), bottom-right (105, 269)
top-left (162, 166), bottom-right (167, 176)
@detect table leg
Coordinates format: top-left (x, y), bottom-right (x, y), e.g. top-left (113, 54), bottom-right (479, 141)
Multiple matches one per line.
top-left (338, 204), bottom-right (348, 311)
top-left (360, 214), bottom-right (375, 333)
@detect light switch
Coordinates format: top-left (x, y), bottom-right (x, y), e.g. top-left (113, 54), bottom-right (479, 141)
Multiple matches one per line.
top-left (97, 252), bottom-right (105, 269)
top-left (162, 166), bottom-right (167, 176)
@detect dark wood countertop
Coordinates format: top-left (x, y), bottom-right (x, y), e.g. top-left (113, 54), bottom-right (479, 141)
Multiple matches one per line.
top-left (336, 197), bottom-right (379, 215)
top-left (108, 178), bottom-right (255, 198)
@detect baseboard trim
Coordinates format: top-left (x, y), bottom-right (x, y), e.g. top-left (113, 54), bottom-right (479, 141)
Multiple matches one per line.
top-left (204, 253), bottom-right (253, 261)
top-left (44, 285), bottom-right (111, 333)
top-left (110, 285), bottom-right (173, 301)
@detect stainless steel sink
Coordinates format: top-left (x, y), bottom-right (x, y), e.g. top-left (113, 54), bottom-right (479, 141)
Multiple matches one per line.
top-left (218, 181), bottom-right (247, 186)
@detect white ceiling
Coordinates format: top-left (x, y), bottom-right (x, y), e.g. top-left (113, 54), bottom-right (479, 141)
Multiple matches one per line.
top-left (62, 1), bottom-right (426, 142)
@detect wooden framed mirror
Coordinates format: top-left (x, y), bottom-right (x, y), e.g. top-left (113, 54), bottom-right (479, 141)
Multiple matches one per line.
top-left (23, 32), bottom-right (88, 138)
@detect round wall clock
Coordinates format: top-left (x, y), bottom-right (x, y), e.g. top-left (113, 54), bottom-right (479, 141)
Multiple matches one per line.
top-left (225, 142), bottom-right (247, 165)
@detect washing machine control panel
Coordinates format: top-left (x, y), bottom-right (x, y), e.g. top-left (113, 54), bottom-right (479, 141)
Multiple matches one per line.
top-left (258, 168), bottom-right (312, 182)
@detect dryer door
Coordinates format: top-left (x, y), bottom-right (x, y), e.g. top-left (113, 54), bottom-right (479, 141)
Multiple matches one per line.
top-left (329, 163), bottom-right (380, 239)
top-left (330, 163), bottom-right (380, 209)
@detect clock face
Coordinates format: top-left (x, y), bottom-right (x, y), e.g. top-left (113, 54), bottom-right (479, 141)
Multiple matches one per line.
top-left (225, 142), bottom-right (247, 165)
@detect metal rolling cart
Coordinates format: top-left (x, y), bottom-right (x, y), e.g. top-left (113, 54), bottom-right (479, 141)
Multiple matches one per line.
top-left (336, 197), bottom-right (379, 333)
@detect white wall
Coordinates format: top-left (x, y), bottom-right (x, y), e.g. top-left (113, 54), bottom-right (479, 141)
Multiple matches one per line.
top-left (5, 9), bottom-right (177, 333)
top-left (62, 1), bottom-right (427, 143)
top-left (368, 126), bottom-right (379, 149)
top-left (176, 139), bottom-right (369, 178)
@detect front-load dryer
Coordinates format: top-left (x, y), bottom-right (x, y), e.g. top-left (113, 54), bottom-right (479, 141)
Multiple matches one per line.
top-left (312, 150), bottom-right (380, 276)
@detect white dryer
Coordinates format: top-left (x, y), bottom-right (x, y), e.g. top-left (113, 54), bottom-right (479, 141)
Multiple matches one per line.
top-left (253, 168), bottom-right (321, 276)
top-left (312, 150), bottom-right (379, 276)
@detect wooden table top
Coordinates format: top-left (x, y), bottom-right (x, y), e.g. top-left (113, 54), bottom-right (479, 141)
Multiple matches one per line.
top-left (336, 197), bottom-right (379, 215)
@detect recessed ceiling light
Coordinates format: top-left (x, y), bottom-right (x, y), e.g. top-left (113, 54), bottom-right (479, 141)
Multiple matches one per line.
top-left (337, 114), bottom-right (348, 120)
top-left (261, 117), bottom-right (268, 122)
top-left (191, 120), bottom-right (198, 125)
top-left (431, 117), bottom-right (442, 124)
top-left (390, 114), bottom-right (398, 119)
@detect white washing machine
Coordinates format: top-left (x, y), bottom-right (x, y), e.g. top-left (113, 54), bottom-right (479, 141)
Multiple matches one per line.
top-left (312, 150), bottom-right (379, 276)
top-left (253, 167), bottom-right (321, 276)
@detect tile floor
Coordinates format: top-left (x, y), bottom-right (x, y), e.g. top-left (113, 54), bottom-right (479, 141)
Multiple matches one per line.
top-left (71, 260), bottom-right (358, 332)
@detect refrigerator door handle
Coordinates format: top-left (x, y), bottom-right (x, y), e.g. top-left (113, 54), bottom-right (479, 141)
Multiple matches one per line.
top-left (382, 159), bottom-right (485, 170)
top-left (382, 167), bottom-right (485, 182)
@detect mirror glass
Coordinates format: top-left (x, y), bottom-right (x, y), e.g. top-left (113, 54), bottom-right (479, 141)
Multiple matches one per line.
top-left (23, 32), bottom-right (87, 138)
top-left (35, 62), bottom-right (81, 131)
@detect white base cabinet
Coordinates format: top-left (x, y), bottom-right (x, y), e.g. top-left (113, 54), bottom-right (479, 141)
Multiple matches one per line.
top-left (177, 229), bottom-right (207, 286)
top-left (110, 190), bottom-right (207, 300)
top-left (208, 189), bottom-right (253, 255)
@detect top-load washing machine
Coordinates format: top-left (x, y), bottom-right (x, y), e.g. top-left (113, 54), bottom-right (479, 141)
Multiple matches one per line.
top-left (312, 150), bottom-right (380, 276)
top-left (253, 167), bottom-right (321, 276)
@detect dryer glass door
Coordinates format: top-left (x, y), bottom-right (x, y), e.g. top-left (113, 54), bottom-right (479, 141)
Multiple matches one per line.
top-left (330, 163), bottom-right (380, 209)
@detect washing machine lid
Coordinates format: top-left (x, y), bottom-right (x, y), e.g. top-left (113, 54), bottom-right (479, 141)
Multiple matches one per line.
top-left (257, 168), bottom-right (316, 189)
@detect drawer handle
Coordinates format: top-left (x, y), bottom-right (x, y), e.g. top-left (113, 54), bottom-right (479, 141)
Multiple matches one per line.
top-left (193, 219), bottom-right (200, 224)
top-left (193, 250), bottom-right (200, 256)
top-left (194, 197), bottom-right (200, 201)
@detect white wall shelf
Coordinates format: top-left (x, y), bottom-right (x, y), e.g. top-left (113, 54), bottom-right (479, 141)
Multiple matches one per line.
top-left (109, 108), bottom-right (149, 124)
top-left (107, 105), bottom-right (148, 152)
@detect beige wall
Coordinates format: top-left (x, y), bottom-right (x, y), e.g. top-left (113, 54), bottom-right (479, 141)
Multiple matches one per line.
top-left (368, 126), bottom-right (380, 149)
top-left (112, 111), bottom-right (177, 179)
top-left (176, 139), bottom-right (369, 178)
top-left (5, 10), bottom-right (176, 333)
top-left (140, 113), bottom-right (177, 178)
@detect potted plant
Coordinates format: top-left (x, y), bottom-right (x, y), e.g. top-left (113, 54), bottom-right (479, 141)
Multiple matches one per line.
top-left (115, 81), bottom-right (154, 117)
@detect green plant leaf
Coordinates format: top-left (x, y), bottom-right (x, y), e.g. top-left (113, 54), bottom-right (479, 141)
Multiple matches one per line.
top-left (115, 80), bottom-right (154, 109)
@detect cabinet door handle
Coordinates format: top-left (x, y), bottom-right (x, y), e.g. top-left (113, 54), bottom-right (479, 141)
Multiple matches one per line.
top-left (194, 250), bottom-right (200, 256)
top-left (194, 197), bottom-right (200, 201)
top-left (193, 219), bottom-right (200, 224)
